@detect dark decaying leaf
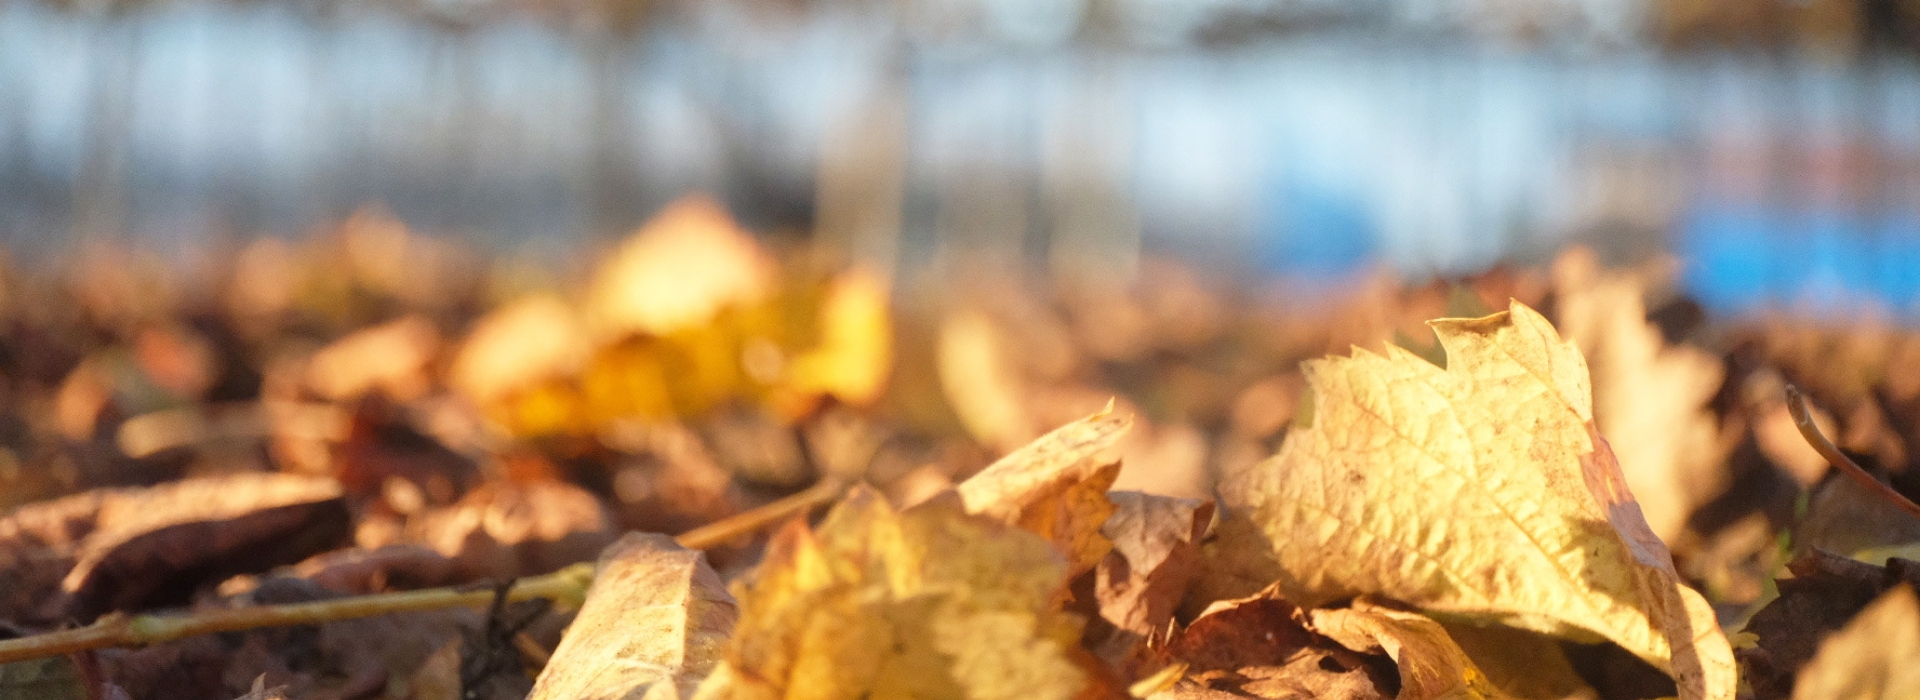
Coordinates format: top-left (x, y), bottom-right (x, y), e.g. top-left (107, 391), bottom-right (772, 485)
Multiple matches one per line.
top-left (1147, 591), bottom-right (1396, 700)
top-left (0, 473), bottom-right (350, 624)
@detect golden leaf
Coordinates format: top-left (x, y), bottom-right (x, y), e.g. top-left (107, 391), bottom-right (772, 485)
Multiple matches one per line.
top-left (694, 488), bottom-right (1088, 700)
top-left (1308, 600), bottom-right (1518, 700)
top-left (1223, 300), bottom-right (1735, 700)
top-left (776, 267), bottom-right (894, 415)
top-left (1790, 585), bottom-right (1920, 700)
top-left (958, 408), bottom-right (1131, 574)
top-left (587, 195), bottom-right (775, 339)
top-left (529, 533), bottom-right (737, 700)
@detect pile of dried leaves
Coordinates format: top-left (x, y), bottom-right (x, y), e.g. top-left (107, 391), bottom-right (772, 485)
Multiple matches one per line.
top-left (0, 196), bottom-right (1917, 699)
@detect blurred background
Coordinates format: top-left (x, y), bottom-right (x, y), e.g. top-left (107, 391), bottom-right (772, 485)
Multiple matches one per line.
top-left (5, 0), bottom-right (1920, 316)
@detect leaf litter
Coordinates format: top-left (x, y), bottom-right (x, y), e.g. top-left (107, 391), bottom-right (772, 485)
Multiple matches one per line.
top-left (0, 201), bottom-right (1910, 699)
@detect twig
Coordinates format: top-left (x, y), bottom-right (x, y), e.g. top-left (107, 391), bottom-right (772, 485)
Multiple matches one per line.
top-left (1784, 385), bottom-right (1920, 523)
top-left (0, 477), bottom-right (850, 665)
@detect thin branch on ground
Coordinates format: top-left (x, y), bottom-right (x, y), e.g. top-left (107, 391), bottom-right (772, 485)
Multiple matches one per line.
top-left (1785, 385), bottom-right (1920, 523)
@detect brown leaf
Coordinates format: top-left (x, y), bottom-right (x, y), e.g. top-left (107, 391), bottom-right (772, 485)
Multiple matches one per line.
top-left (305, 315), bottom-right (440, 402)
top-left (528, 533), bottom-right (737, 700)
top-left (1150, 591), bottom-right (1393, 700)
top-left (1097, 492), bottom-right (1213, 636)
top-left (1223, 301), bottom-right (1736, 700)
top-left (958, 408), bottom-right (1131, 574)
top-left (0, 473), bottom-right (349, 623)
top-left (409, 480), bottom-right (617, 581)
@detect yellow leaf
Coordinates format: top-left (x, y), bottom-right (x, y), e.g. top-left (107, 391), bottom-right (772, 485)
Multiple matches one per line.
top-left (694, 488), bottom-right (1087, 700)
top-left (958, 408), bottom-right (1131, 574)
top-left (1789, 585), bottom-right (1920, 700)
top-left (587, 195), bottom-right (775, 339)
top-left (777, 267), bottom-right (894, 415)
top-left (1222, 300), bottom-right (1735, 700)
top-left (1308, 600), bottom-right (1519, 700)
top-left (528, 533), bottom-right (735, 700)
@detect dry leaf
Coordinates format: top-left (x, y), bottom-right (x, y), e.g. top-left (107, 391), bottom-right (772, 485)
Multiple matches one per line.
top-left (306, 315), bottom-right (440, 402)
top-left (957, 408), bottom-right (1131, 574)
top-left (528, 533), bottom-right (737, 700)
top-left (1438, 623), bottom-right (1596, 700)
top-left (587, 195), bottom-right (775, 339)
top-left (1738, 551), bottom-right (1913, 700)
top-left (0, 473), bottom-right (349, 622)
top-left (409, 479), bottom-right (617, 581)
top-left (1149, 591), bottom-right (1393, 700)
top-left (1223, 300), bottom-right (1735, 700)
top-left (1308, 600), bottom-right (1519, 700)
top-left (1789, 585), bottom-right (1920, 700)
top-left (1552, 249), bottom-right (1728, 542)
top-left (693, 488), bottom-right (1089, 700)
top-left (1097, 492), bottom-right (1213, 635)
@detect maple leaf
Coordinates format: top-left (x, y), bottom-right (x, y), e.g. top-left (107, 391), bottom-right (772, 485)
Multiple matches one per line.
top-left (1788, 585), bottom-right (1920, 700)
top-left (528, 533), bottom-right (736, 700)
top-left (958, 408), bottom-right (1131, 574)
top-left (1222, 300), bottom-right (1736, 700)
top-left (693, 488), bottom-right (1090, 700)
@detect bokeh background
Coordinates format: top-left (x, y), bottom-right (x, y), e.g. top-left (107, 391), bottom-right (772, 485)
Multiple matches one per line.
top-left (5, 0), bottom-right (1920, 315)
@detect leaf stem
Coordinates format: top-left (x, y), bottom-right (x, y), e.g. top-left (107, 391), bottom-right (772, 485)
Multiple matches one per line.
top-left (1784, 385), bottom-right (1920, 523)
top-left (0, 477), bottom-right (848, 665)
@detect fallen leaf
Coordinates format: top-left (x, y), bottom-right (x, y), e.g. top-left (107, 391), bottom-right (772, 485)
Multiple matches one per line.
top-left (528, 533), bottom-right (737, 700)
top-left (410, 479), bottom-right (617, 581)
top-left (957, 408), bottom-right (1131, 574)
top-left (1149, 590), bottom-right (1394, 700)
top-left (306, 315), bottom-right (440, 402)
top-left (587, 195), bottom-right (775, 339)
top-left (0, 473), bottom-right (349, 623)
top-left (694, 488), bottom-right (1090, 700)
top-left (1789, 585), bottom-right (1920, 700)
top-left (1308, 600), bottom-right (1519, 700)
top-left (1552, 250), bottom-right (1729, 542)
top-left (1222, 301), bottom-right (1736, 700)
top-left (1097, 492), bottom-right (1213, 635)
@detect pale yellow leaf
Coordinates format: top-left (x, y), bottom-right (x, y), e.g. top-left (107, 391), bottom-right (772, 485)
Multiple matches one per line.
top-left (1790, 585), bottom-right (1920, 700)
top-left (528, 533), bottom-right (737, 700)
top-left (694, 488), bottom-right (1087, 700)
top-left (1223, 300), bottom-right (1735, 700)
top-left (450, 294), bottom-right (585, 407)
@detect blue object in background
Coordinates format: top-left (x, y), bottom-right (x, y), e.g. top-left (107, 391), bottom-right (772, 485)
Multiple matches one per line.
top-left (1259, 177), bottom-right (1376, 277)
